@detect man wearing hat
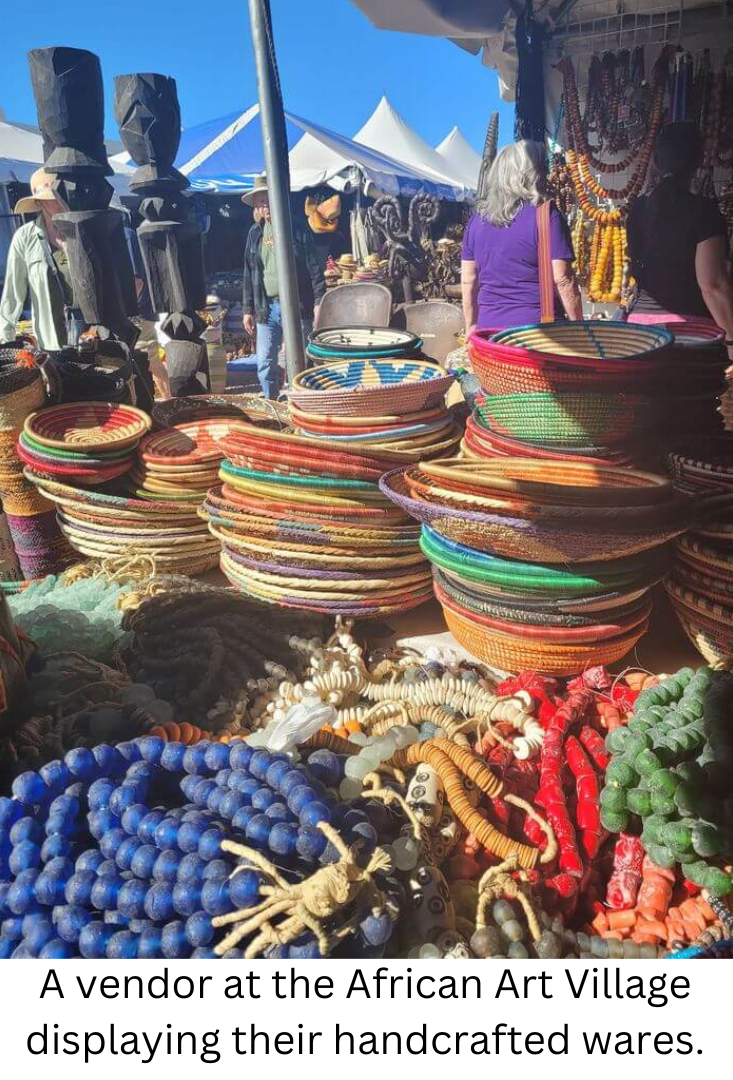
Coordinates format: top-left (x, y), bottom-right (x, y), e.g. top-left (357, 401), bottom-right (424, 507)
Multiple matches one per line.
top-left (0, 168), bottom-right (76, 350)
top-left (242, 174), bottom-right (326, 398)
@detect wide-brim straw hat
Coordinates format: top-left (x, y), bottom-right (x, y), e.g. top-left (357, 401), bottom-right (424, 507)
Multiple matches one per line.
top-left (14, 168), bottom-right (59, 215)
top-left (241, 174), bottom-right (269, 206)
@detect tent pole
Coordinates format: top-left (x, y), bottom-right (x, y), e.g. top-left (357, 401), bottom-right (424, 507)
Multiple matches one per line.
top-left (247, 0), bottom-right (305, 381)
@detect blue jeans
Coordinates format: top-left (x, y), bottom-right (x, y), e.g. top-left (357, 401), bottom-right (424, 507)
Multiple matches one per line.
top-left (255, 299), bottom-right (312, 399)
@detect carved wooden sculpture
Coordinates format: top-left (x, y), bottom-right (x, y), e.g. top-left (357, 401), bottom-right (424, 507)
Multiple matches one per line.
top-left (114, 73), bottom-right (208, 396)
top-left (477, 112), bottom-right (499, 204)
top-left (371, 193), bottom-right (440, 291)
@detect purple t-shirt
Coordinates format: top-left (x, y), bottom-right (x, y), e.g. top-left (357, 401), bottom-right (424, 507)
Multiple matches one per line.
top-left (462, 203), bottom-right (574, 328)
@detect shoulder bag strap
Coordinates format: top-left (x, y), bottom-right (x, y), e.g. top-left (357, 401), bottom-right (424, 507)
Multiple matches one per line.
top-left (537, 200), bottom-right (554, 323)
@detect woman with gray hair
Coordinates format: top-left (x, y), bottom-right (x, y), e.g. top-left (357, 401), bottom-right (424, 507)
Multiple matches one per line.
top-left (461, 140), bottom-right (582, 331)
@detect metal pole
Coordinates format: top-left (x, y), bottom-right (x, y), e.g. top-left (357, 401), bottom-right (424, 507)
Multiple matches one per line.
top-left (247, 0), bottom-right (305, 380)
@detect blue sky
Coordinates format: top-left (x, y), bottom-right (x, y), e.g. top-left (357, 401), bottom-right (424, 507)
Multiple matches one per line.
top-left (0, 0), bottom-right (513, 152)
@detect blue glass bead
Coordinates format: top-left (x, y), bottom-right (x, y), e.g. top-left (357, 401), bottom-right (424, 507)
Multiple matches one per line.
top-left (229, 774), bottom-right (259, 801)
top-left (182, 745), bottom-right (209, 775)
top-left (64, 782), bottom-right (85, 799)
top-left (202, 859), bottom-right (230, 881)
top-left (0, 938), bottom-right (15, 958)
top-left (296, 825), bottom-right (327, 862)
top-left (79, 922), bottom-right (114, 959)
top-left (104, 910), bottom-right (129, 927)
top-left (12, 772), bottom-right (47, 806)
top-left (191, 946), bottom-right (217, 958)
top-left (305, 750), bottom-right (341, 787)
top-left (65, 871), bottom-right (96, 907)
top-left (180, 776), bottom-right (200, 800)
top-left (359, 910), bottom-right (393, 947)
top-left (219, 791), bottom-right (247, 820)
top-left (40, 938), bottom-right (75, 959)
top-left (109, 785), bottom-right (143, 817)
top-left (264, 802), bottom-right (291, 824)
top-left (116, 742), bottom-right (142, 762)
top-left (118, 879), bottom-right (149, 920)
top-left (172, 881), bottom-right (202, 917)
top-left (145, 881), bottom-right (176, 921)
top-left (161, 743), bottom-right (187, 772)
top-left (215, 769), bottom-right (233, 789)
top-left (197, 828), bottom-right (224, 862)
top-left (185, 911), bottom-right (214, 947)
top-left (192, 779), bottom-right (216, 806)
top-left (76, 849), bottom-right (105, 873)
top-left (128, 919), bottom-right (153, 934)
top-left (0, 797), bottom-right (23, 829)
top-left (96, 859), bottom-right (119, 877)
top-left (299, 801), bottom-right (330, 828)
top-left (64, 748), bottom-right (98, 782)
top-left (181, 809), bottom-right (208, 823)
top-left (137, 810), bottom-right (166, 844)
top-left (289, 936), bottom-right (321, 959)
top-left (87, 778), bottom-right (116, 811)
top-left (265, 760), bottom-right (292, 789)
top-left (287, 786), bottom-right (317, 815)
top-left (229, 742), bottom-right (253, 770)
top-left (99, 827), bottom-right (126, 860)
top-left (91, 874), bottom-right (123, 911)
top-left (121, 804), bottom-right (147, 836)
top-left (107, 930), bottom-right (139, 959)
top-left (0, 882), bottom-right (10, 917)
top-left (40, 855), bottom-right (74, 883)
top-left (33, 870), bottom-right (67, 908)
top-left (45, 798), bottom-right (78, 829)
top-left (249, 750), bottom-right (275, 780)
top-left (206, 787), bottom-right (226, 815)
top-left (152, 850), bottom-right (180, 882)
top-left (245, 813), bottom-right (271, 847)
top-left (138, 926), bottom-right (163, 959)
top-left (350, 821), bottom-right (377, 856)
top-left (229, 869), bottom-right (261, 908)
top-left (130, 845), bottom-right (158, 880)
top-left (362, 799), bottom-right (391, 834)
top-left (161, 920), bottom-right (192, 959)
top-left (41, 835), bottom-right (73, 863)
top-left (2, 915), bottom-right (25, 939)
top-left (92, 745), bottom-right (125, 774)
top-left (138, 736), bottom-right (165, 764)
top-left (201, 878), bottom-right (231, 916)
top-left (251, 787), bottom-right (277, 812)
top-left (116, 836), bottom-right (143, 872)
top-left (279, 770), bottom-right (308, 799)
top-left (11, 943), bottom-right (34, 958)
top-left (24, 916), bottom-right (55, 955)
top-left (177, 853), bottom-right (206, 885)
top-left (177, 821), bottom-right (207, 854)
top-left (205, 743), bottom-right (231, 771)
top-left (153, 817), bottom-right (181, 850)
top-left (342, 808), bottom-right (369, 829)
top-left (222, 947), bottom-right (244, 959)
top-left (9, 840), bottom-right (41, 876)
top-left (39, 760), bottom-right (71, 793)
top-left (125, 760), bottom-right (154, 783)
top-left (268, 823), bottom-right (298, 856)
top-left (88, 809), bottom-right (120, 841)
top-left (44, 811), bottom-right (76, 838)
top-left (56, 905), bottom-right (93, 943)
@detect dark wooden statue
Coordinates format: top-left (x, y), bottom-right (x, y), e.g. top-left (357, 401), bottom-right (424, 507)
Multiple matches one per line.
top-left (477, 112), bottom-right (499, 204)
top-left (114, 73), bottom-right (208, 396)
top-left (371, 193), bottom-right (440, 299)
top-left (29, 47), bottom-right (137, 336)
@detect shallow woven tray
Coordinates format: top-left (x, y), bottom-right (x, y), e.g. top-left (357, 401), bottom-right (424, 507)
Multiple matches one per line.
top-left (25, 402), bottom-right (151, 452)
top-left (139, 419), bottom-right (235, 466)
top-left (289, 358), bottom-right (454, 417)
top-left (306, 326), bottom-right (422, 358)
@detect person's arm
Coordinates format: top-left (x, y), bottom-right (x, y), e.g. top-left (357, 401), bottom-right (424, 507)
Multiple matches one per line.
top-left (695, 235), bottom-right (733, 370)
top-left (242, 231), bottom-right (255, 336)
top-left (461, 259), bottom-right (478, 337)
top-left (0, 230), bottom-right (29, 344)
top-left (553, 259), bottom-right (583, 321)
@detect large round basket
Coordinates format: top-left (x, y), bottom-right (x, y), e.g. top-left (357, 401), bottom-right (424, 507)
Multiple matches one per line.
top-left (151, 392), bottom-right (288, 430)
top-left (289, 358), bottom-right (454, 417)
top-left (25, 402), bottom-right (151, 452)
top-left (306, 326), bottom-right (422, 361)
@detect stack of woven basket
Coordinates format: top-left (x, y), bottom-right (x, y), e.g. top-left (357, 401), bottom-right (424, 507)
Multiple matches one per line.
top-left (381, 457), bottom-right (689, 675)
top-left (133, 419), bottom-right (235, 501)
top-left (466, 321), bottom-right (726, 467)
top-left (17, 402), bottom-right (150, 486)
top-left (665, 438), bottom-right (733, 664)
top-left (0, 348), bottom-right (73, 582)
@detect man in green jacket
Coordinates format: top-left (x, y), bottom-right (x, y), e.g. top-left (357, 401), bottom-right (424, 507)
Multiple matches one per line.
top-left (0, 169), bottom-right (72, 350)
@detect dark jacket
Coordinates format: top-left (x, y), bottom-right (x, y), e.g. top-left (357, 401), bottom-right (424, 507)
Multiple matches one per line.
top-left (243, 219), bottom-right (326, 322)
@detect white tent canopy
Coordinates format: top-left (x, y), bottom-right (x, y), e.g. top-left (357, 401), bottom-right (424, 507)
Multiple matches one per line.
top-left (0, 120), bottom-right (133, 192)
top-left (353, 96), bottom-right (470, 190)
top-left (435, 126), bottom-right (482, 189)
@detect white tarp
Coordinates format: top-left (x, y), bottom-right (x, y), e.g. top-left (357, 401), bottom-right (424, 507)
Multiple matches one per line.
top-left (0, 120), bottom-right (133, 191)
top-left (353, 96), bottom-right (470, 189)
top-left (435, 126), bottom-right (482, 188)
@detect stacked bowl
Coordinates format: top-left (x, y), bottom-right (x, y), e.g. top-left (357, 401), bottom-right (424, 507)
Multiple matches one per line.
top-left (201, 423), bottom-right (432, 617)
top-left (0, 351), bottom-right (73, 580)
top-left (133, 419), bottom-right (235, 501)
top-left (665, 438), bottom-right (733, 664)
top-left (381, 457), bottom-right (688, 675)
top-left (18, 402), bottom-right (151, 485)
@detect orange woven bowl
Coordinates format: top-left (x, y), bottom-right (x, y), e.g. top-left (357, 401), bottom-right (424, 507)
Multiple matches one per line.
top-left (25, 402), bottom-right (151, 452)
